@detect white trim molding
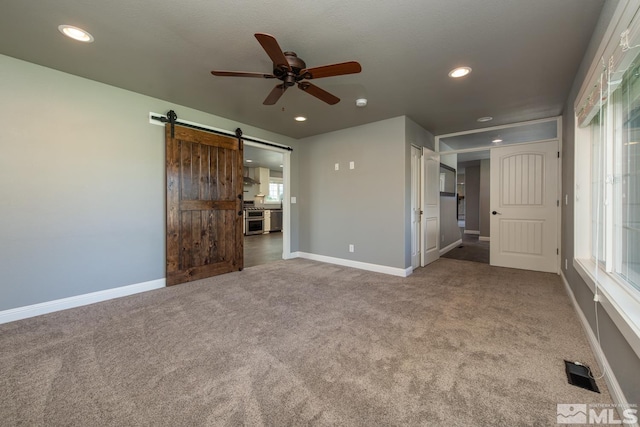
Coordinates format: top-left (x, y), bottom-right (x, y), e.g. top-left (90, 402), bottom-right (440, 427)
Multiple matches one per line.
top-left (292, 252), bottom-right (413, 277)
top-left (464, 230), bottom-right (480, 235)
top-left (440, 239), bottom-right (462, 256)
top-left (561, 272), bottom-right (638, 427)
top-left (0, 279), bottom-right (166, 324)
top-left (574, 259), bottom-right (640, 360)
top-left (479, 236), bottom-right (491, 242)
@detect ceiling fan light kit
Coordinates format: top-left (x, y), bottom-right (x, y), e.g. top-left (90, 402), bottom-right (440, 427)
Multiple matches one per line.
top-left (211, 33), bottom-right (362, 106)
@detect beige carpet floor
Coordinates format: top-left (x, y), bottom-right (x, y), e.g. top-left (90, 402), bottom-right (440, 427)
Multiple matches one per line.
top-left (0, 258), bottom-right (612, 426)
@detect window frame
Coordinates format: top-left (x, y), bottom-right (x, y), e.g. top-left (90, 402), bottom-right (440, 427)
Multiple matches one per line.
top-left (265, 176), bottom-right (284, 203)
top-left (574, 69), bottom-right (640, 360)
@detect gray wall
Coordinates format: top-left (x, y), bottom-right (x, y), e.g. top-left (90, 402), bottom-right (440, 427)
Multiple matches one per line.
top-left (440, 196), bottom-right (460, 249)
top-left (298, 117), bottom-right (406, 268)
top-left (479, 159), bottom-right (491, 239)
top-left (0, 54), bottom-right (298, 311)
top-left (463, 163), bottom-right (480, 232)
top-left (297, 116), bottom-right (433, 270)
top-left (561, 0), bottom-right (640, 404)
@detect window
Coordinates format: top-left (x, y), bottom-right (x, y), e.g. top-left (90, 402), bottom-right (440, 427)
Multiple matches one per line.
top-left (266, 178), bottom-right (283, 202)
top-left (573, 0), bottom-right (640, 354)
top-left (616, 66), bottom-right (640, 289)
top-left (583, 60), bottom-right (640, 292)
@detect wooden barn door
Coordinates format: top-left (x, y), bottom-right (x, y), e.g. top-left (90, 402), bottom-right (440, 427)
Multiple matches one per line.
top-left (166, 124), bottom-right (244, 286)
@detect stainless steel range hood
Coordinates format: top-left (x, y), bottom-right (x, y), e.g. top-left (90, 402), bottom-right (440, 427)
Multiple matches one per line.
top-left (243, 168), bottom-right (260, 186)
top-left (243, 176), bottom-right (259, 185)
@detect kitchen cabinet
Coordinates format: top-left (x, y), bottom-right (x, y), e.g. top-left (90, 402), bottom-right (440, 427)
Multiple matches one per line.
top-left (258, 167), bottom-right (270, 198)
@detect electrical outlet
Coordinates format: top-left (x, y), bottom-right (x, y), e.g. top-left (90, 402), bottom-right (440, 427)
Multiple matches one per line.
top-left (335, 163), bottom-right (339, 171)
top-left (565, 259), bottom-right (568, 270)
top-left (349, 161), bottom-right (355, 169)
top-left (349, 244), bottom-right (354, 253)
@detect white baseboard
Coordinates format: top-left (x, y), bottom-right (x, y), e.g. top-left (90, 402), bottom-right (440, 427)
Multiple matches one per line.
top-left (479, 236), bottom-right (491, 242)
top-left (560, 272), bottom-right (637, 426)
top-left (440, 239), bottom-right (463, 256)
top-left (464, 230), bottom-right (480, 235)
top-left (0, 278), bottom-right (166, 325)
top-left (291, 252), bottom-right (412, 277)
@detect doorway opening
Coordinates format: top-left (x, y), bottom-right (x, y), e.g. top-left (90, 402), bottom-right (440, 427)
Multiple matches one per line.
top-left (436, 117), bottom-right (561, 272)
top-left (243, 145), bottom-right (285, 268)
top-left (441, 150), bottom-right (491, 264)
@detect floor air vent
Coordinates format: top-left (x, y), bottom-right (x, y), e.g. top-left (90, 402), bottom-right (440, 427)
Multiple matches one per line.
top-left (564, 360), bottom-right (600, 393)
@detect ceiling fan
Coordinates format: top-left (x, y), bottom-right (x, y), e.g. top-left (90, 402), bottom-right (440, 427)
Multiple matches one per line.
top-left (211, 33), bottom-right (362, 106)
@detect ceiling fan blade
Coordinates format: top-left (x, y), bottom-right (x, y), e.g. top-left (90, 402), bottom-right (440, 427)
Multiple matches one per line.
top-left (301, 61), bottom-right (362, 79)
top-left (255, 33), bottom-right (291, 71)
top-left (211, 70), bottom-right (275, 78)
top-left (297, 82), bottom-right (340, 105)
top-left (264, 84), bottom-right (287, 105)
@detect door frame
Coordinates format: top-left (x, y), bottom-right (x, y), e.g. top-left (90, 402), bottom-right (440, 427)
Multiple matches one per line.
top-left (411, 145), bottom-right (422, 269)
top-left (150, 112), bottom-right (293, 262)
top-left (244, 140), bottom-right (292, 260)
top-left (434, 116), bottom-right (563, 273)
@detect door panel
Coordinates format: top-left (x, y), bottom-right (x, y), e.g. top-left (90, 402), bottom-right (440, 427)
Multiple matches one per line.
top-left (166, 124), bottom-right (243, 286)
top-left (422, 147), bottom-right (440, 266)
top-left (490, 140), bottom-right (558, 273)
top-left (411, 146), bottom-right (422, 269)
top-left (425, 218), bottom-right (438, 253)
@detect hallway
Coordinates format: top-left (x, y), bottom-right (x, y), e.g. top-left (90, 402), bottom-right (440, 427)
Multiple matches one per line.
top-left (441, 232), bottom-right (489, 264)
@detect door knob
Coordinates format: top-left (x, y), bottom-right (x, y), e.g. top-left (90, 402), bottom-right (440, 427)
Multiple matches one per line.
top-left (492, 210), bottom-right (502, 215)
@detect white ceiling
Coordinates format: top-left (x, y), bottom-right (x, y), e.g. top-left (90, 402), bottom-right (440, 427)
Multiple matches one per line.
top-left (0, 0), bottom-right (604, 140)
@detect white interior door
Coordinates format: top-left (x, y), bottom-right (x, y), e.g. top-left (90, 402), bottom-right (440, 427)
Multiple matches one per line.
top-left (490, 140), bottom-right (559, 273)
top-left (422, 147), bottom-right (440, 266)
top-left (411, 146), bottom-right (422, 269)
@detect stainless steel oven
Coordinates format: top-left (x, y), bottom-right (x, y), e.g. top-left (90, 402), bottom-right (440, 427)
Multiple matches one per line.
top-left (244, 208), bottom-right (264, 235)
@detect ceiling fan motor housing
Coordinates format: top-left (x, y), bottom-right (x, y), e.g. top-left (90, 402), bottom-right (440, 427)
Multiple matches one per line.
top-left (275, 52), bottom-right (307, 86)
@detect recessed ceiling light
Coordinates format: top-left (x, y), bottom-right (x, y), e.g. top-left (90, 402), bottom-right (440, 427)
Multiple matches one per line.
top-left (448, 67), bottom-right (472, 78)
top-left (477, 116), bottom-right (493, 122)
top-left (355, 98), bottom-right (367, 107)
top-left (492, 138), bottom-right (503, 143)
top-left (245, 159), bottom-right (253, 163)
top-left (295, 116), bottom-right (307, 122)
top-left (624, 141), bottom-right (639, 146)
top-left (58, 25), bottom-right (94, 43)
top-left (279, 164), bottom-right (283, 168)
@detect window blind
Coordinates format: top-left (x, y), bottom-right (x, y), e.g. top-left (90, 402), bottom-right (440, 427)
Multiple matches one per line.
top-left (576, 0), bottom-right (640, 127)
